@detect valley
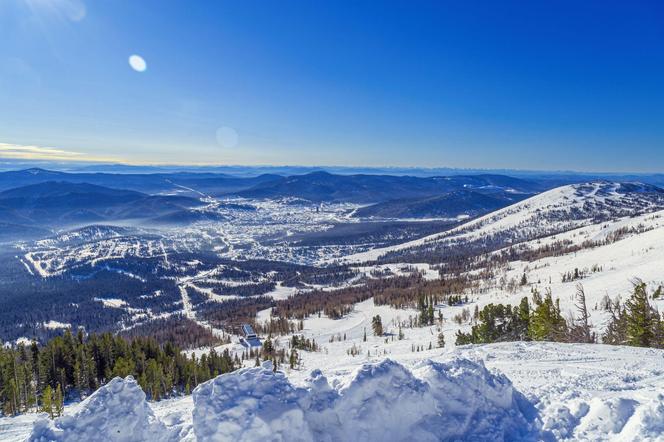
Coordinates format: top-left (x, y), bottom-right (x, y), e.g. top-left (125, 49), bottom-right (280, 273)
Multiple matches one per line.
top-left (2, 170), bottom-right (664, 346)
top-left (2, 168), bottom-right (664, 441)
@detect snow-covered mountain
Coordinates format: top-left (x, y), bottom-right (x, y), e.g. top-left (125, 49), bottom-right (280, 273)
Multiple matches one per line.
top-left (337, 183), bottom-right (664, 341)
top-left (351, 188), bottom-right (528, 220)
top-left (343, 181), bottom-right (664, 263)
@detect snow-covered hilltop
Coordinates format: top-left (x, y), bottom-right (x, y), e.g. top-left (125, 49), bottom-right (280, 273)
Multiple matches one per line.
top-left (335, 183), bottom-right (664, 343)
top-left (344, 181), bottom-right (664, 263)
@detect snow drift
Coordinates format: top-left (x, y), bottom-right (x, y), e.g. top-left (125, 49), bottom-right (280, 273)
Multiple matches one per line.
top-left (192, 358), bottom-right (539, 441)
top-left (18, 344), bottom-right (664, 441)
top-left (27, 376), bottom-right (171, 442)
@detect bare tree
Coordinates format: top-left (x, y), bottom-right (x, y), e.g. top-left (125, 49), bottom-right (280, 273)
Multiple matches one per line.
top-left (571, 284), bottom-right (595, 343)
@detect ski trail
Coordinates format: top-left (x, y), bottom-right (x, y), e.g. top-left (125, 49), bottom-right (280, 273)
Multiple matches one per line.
top-left (164, 179), bottom-right (210, 198)
top-left (179, 285), bottom-right (195, 320)
top-left (178, 283), bottom-right (229, 339)
top-left (160, 241), bottom-right (169, 266)
top-left (18, 257), bottom-right (34, 276)
top-left (24, 253), bottom-right (48, 277)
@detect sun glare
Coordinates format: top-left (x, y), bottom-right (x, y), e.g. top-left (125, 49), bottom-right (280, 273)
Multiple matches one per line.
top-left (128, 54), bottom-right (147, 72)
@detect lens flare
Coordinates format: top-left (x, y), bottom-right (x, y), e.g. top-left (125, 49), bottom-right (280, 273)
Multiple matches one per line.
top-left (216, 127), bottom-right (239, 148)
top-left (128, 55), bottom-right (147, 72)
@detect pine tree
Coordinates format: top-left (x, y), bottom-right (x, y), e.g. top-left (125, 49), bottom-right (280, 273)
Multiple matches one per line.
top-left (455, 329), bottom-right (473, 345)
top-left (73, 358), bottom-right (83, 397)
top-left (653, 312), bottom-right (664, 349)
top-left (4, 379), bottom-right (18, 416)
top-left (262, 337), bottom-right (274, 358)
top-left (289, 349), bottom-right (298, 369)
top-left (112, 356), bottom-right (135, 378)
top-left (517, 296), bottom-right (530, 339)
top-left (25, 375), bottom-right (36, 413)
top-left (417, 294), bottom-right (427, 324)
top-left (625, 282), bottom-right (655, 347)
top-left (371, 315), bottom-right (383, 336)
top-left (529, 289), bottom-right (567, 342)
top-left (437, 332), bottom-right (445, 348)
top-left (41, 385), bottom-right (53, 419)
top-left (602, 299), bottom-right (627, 345)
top-left (54, 384), bottom-right (64, 417)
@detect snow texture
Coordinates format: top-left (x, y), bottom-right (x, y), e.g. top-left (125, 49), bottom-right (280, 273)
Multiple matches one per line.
top-left (10, 344), bottom-right (664, 441)
top-left (27, 376), bottom-right (171, 442)
top-left (191, 359), bottom-right (539, 442)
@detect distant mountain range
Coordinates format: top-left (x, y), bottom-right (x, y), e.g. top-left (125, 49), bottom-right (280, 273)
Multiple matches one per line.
top-left (0, 181), bottom-right (205, 230)
top-left (2, 160), bottom-right (664, 184)
top-left (2, 168), bottom-right (662, 243)
top-left (0, 169), bottom-right (545, 203)
top-left (352, 189), bottom-right (529, 219)
top-left (236, 171), bottom-right (544, 203)
top-left (0, 168), bottom-right (281, 195)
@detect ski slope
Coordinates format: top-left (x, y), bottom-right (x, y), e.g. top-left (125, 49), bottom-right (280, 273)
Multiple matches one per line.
top-left (343, 181), bottom-right (664, 263)
top-left (333, 184), bottom-right (664, 344)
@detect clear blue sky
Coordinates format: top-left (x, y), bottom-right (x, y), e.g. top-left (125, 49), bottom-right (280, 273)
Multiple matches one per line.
top-left (1, 0), bottom-right (663, 171)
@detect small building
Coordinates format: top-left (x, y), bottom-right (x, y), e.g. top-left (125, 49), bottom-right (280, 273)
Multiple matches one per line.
top-left (241, 324), bottom-right (257, 340)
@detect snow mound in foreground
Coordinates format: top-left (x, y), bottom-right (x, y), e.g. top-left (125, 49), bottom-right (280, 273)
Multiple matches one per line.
top-left (192, 358), bottom-right (539, 442)
top-left (192, 361), bottom-right (313, 441)
top-left (28, 376), bottom-right (171, 442)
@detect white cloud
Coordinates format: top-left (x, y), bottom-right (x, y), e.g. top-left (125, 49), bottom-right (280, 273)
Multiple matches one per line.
top-left (0, 142), bottom-right (122, 163)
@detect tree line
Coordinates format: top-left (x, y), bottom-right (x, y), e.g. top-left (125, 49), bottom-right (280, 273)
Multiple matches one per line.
top-left (455, 282), bottom-right (664, 348)
top-left (0, 329), bottom-right (237, 416)
top-left (272, 273), bottom-right (480, 321)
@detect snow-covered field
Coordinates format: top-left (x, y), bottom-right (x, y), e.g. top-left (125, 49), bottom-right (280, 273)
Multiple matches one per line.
top-left (6, 342), bottom-right (664, 441)
top-left (8, 295), bottom-right (664, 441)
top-left (419, 206), bottom-right (664, 337)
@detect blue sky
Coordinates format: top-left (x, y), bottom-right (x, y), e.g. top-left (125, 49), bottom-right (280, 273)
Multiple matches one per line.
top-left (1, 0), bottom-right (663, 171)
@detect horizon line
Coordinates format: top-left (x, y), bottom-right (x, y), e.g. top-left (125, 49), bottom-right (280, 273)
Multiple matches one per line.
top-left (1, 159), bottom-right (662, 177)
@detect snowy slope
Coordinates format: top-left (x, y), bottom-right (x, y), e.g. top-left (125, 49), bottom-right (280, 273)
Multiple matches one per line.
top-left (468, 209), bottom-right (664, 332)
top-left (6, 342), bottom-right (663, 441)
top-left (322, 208), bottom-right (664, 347)
top-left (343, 181), bottom-right (664, 263)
